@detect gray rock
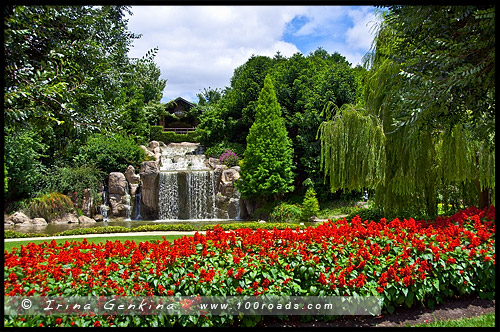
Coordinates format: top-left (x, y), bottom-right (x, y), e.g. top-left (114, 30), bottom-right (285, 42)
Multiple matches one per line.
top-left (139, 160), bottom-right (160, 219)
top-left (148, 140), bottom-right (160, 151)
top-left (108, 193), bottom-right (126, 217)
top-left (108, 172), bottom-right (127, 196)
top-left (140, 145), bottom-right (155, 157)
top-left (79, 215), bottom-right (97, 224)
top-left (53, 213), bottom-right (79, 224)
top-left (125, 165), bottom-right (141, 185)
top-left (10, 212), bottom-right (31, 225)
top-left (31, 218), bottom-right (48, 225)
top-left (81, 188), bottom-right (93, 217)
top-left (222, 168), bottom-right (240, 183)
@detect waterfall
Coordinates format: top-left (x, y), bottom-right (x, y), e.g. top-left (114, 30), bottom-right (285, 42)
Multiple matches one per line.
top-left (157, 143), bottom-right (218, 220)
top-left (124, 184), bottom-right (131, 221)
top-left (158, 172), bottom-right (180, 219)
top-left (158, 170), bottom-right (217, 220)
top-left (133, 186), bottom-right (142, 220)
top-left (100, 190), bottom-right (110, 222)
top-left (186, 171), bottom-right (216, 219)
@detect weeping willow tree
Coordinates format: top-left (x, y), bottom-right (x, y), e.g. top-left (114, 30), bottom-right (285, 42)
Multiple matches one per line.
top-left (317, 102), bottom-right (385, 193)
top-left (320, 6), bottom-right (494, 218)
top-left (438, 124), bottom-right (495, 212)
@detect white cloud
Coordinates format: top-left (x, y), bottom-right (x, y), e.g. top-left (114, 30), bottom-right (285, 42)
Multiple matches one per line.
top-left (345, 7), bottom-right (379, 51)
top-left (126, 6), bottom-right (377, 102)
top-left (127, 6), bottom-right (304, 102)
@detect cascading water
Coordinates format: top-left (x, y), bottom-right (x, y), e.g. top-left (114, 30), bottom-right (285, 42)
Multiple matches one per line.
top-left (124, 184), bottom-right (131, 221)
top-left (157, 143), bottom-right (218, 220)
top-left (133, 186), bottom-right (142, 220)
top-left (100, 190), bottom-right (110, 222)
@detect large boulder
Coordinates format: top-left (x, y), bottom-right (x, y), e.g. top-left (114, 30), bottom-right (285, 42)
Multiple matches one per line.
top-left (79, 215), bottom-right (97, 224)
top-left (52, 213), bottom-right (79, 224)
top-left (108, 172), bottom-right (127, 196)
top-left (31, 218), bottom-right (48, 225)
top-left (9, 211), bottom-right (31, 225)
top-left (139, 160), bottom-right (160, 219)
top-left (7, 212), bottom-right (48, 226)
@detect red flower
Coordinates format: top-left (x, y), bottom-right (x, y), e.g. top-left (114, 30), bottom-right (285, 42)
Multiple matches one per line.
top-left (318, 272), bottom-right (327, 285)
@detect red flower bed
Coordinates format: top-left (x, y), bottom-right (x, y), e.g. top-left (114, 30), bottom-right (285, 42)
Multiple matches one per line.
top-left (4, 206), bottom-right (495, 327)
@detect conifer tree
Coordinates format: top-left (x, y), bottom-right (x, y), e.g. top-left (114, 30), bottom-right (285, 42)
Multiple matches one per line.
top-left (237, 75), bottom-right (295, 200)
top-left (301, 187), bottom-right (320, 221)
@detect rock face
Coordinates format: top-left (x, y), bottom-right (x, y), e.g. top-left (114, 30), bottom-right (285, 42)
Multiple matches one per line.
top-left (125, 165), bottom-right (141, 196)
top-left (108, 172), bottom-right (127, 196)
top-left (213, 165), bottom-right (242, 219)
top-left (139, 160), bottom-right (159, 220)
top-left (107, 172), bottom-right (128, 218)
top-left (81, 189), bottom-right (93, 217)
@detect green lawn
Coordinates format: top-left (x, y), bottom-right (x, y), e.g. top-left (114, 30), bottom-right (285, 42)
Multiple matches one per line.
top-left (409, 313), bottom-right (495, 327)
top-left (4, 235), bottom-right (184, 252)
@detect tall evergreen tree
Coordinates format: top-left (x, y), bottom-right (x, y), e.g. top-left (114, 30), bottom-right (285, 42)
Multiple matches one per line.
top-left (237, 75), bottom-right (295, 200)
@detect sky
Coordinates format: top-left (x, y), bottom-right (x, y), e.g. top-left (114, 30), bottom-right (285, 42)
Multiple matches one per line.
top-left (126, 6), bottom-right (380, 103)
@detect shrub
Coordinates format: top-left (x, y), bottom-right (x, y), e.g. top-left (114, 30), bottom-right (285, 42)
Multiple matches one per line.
top-left (26, 192), bottom-right (75, 221)
top-left (150, 126), bottom-right (198, 143)
top-left (301, 187), bottom-right (320, 221)
top-left (4, 230), bottom-right (47, 239)
top-left (219, 149), bottom-right (239, 167)
top-left (269, 202), bottom-right (302, 222)
top-left (40, 165), bottom-right (105, 209)
top-left (346, 206), bottom-right (385, 222)
top-left (54, 226), bottom-right (131, 237)
top-left (204, 142), bottom-right (245, 159)
top-left (131, 224), bottom-right (197, 232)
top-left (74, 133), bottom-right (147, 174)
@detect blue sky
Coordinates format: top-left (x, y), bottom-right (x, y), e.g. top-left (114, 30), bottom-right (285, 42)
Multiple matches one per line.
top-left (126, 6), bottom-right (380, 103)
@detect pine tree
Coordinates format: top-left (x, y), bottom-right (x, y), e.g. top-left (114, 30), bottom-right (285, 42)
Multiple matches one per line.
top-left (236, 75), bottom-right (295, 200)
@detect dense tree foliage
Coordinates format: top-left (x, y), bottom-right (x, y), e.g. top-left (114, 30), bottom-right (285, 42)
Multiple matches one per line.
top-left (196, 49), bottom-right (364, 200)
top-left (4, 5), bottom-right (165, 206)
top-left (320, 5), bottom-right (495, 217)
top-left (236, 75), bottom-right (295, 200)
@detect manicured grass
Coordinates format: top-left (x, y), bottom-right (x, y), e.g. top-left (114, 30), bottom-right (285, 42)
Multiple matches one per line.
top-left (409, 313), bottom-right (495, 327)
top-left (4, 235), bottom-right (185, 252)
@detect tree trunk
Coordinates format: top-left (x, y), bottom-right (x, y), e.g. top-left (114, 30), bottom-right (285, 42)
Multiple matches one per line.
top-left (474, 178), bottom-right (490, 209)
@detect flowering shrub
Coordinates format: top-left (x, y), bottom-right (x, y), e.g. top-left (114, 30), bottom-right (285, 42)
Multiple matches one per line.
top-left (219, 149), bottom-right (239, 168)
top-left (26, 192), bottom-right (75, 221)
top-left (4, 206), bottom-right (495, 327)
